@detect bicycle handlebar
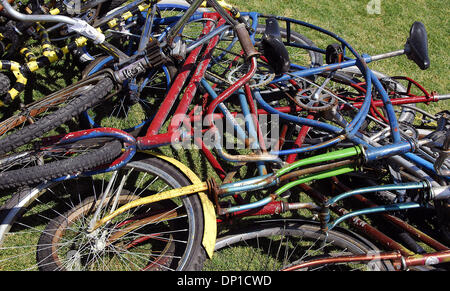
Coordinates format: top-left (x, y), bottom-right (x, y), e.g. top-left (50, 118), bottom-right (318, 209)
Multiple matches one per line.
top-left (0, 0), bottom-right (105, 44)
top-left (0, 0), bottom-right (12, 12)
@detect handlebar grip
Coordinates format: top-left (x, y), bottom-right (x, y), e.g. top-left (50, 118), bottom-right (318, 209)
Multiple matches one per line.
top-left (235, 23), bottom-right (260, 59)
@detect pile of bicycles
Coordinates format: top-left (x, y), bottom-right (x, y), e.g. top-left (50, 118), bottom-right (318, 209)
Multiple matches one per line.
top-left (0, 0), bottom-right (448, 271)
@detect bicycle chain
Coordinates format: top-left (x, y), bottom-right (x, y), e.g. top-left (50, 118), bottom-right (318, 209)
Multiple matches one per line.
top-left (294, 87), bottom-right (338, 112)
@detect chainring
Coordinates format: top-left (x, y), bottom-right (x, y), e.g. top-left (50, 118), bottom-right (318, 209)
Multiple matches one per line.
top-left (227, 62), bottom-right (275, 88)
top-left (295, 87), bottom-right (338, 111)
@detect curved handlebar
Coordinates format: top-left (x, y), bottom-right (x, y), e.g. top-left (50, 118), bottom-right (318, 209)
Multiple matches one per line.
top-left (0, 0), bottom-right (105, 43)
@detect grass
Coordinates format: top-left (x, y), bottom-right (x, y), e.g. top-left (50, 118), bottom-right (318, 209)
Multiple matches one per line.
top-left (0, 0), bottom-right (448, 271)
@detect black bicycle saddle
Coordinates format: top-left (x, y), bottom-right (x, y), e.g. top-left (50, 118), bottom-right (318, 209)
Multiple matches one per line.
top-left (261, 17), bottom-right (291, 75)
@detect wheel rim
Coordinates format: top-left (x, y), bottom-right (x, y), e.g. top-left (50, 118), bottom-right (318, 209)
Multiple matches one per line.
top-left (206, 221), bottom-right (387, 271)
top-left (0, 157), bottom-right (201, 271)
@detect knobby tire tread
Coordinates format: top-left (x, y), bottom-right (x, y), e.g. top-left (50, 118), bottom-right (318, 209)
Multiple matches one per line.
top-left (0, 139), bottom-right (123, 189)
top-left (0, 77), bottom-right (114, 155)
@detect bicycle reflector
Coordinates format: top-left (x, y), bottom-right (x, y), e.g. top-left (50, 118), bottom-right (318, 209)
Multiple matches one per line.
top-left (326, 43), bottom-right (344, 64)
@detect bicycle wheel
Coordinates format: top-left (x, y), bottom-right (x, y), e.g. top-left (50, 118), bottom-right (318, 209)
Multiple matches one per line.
top-left (0, 75), bottom-right (118, 188)
top-left (0, 74), bottom-right (115, 155)
top-left (205, 220), bottom-right (390, 271)
top-left (0, 154), bottom-right (206, 271)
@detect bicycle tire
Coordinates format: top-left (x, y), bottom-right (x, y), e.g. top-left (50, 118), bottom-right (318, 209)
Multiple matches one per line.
top-left (0, 139), bottom-right (123, 189)
top-left (0, 75), bottom-right (114, 155)
top-left (0, 75), bottom-right (99, 137)
top-left (0, 154), bottom-right (206, 271)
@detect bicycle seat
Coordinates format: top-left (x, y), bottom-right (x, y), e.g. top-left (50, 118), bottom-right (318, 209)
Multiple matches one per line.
top-left (260, 17), bottom-right (291, 75)
top-left (405, 21), bottom-right (430, 70)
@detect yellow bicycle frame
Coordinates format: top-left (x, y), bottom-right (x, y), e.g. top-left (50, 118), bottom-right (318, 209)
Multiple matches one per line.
top-left (91, 151), bottom-right (217, 258)
top-left (139, 151), bottom-right (217, 258)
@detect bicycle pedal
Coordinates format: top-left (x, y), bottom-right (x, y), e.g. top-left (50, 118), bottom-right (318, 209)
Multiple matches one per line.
top-left (145, 39), bottom-right (165, 68)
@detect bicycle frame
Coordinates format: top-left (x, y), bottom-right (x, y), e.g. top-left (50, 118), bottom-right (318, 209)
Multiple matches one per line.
top-left (88, 1), bottom-right (449, 265)
top-left (70, 0), bottom-right (448, 214)
top-left (122, 10), bottom-right (448, 179)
